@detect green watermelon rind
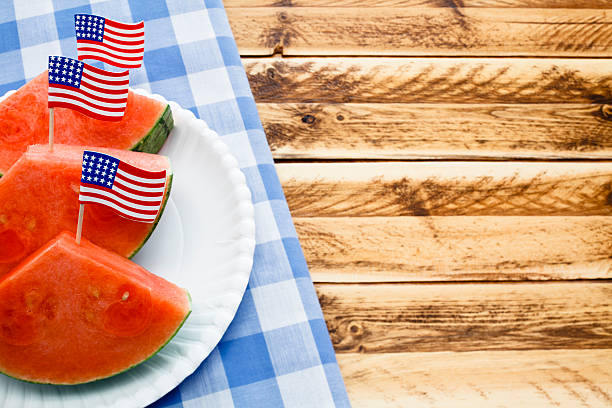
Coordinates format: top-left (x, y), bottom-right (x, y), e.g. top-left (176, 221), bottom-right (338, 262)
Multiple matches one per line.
top-left (0, 290), bottom-right (192, 385)
top-left (130, 104), bottom-right (174, 155)
top-left (128, 172), bottom-right (173, 259)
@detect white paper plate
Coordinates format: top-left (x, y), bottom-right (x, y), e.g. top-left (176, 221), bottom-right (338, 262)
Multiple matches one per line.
top-left (0, 89), bottom-right (256, 408)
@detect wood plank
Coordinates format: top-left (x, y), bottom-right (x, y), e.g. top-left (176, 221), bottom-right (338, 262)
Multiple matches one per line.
top-left (316, 282), bottom-right (612, 352)
top-left (278, 162), bottom-right (612, 217)
top-left (297, 216), bottom-right (612, 282)
top-left (226, 0), bottom-right (612, 8)
top-left (229, 8), bottom-right (612, 56)
top-left (245, 58), bottom-right (612, 104)
top-left (338, 350), bottom-right (612, 407)
top-left (260, 103), bottom-right (612, 160)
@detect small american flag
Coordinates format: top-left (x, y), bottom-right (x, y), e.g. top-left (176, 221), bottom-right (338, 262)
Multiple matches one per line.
top-left (47, 56), bottom-right (129, 121)
top-left (79, 151), bottom-right (167, 223)
top-left (75, 14), bottom-right (144, 69)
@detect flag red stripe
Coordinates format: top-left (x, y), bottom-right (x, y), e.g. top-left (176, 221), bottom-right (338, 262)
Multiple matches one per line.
top-left (79, 79), bottom-right (129, 95)
top-left (79, 47), bottom-right (143, 62)
top-left (49, 84), bottom-right (128, 104)
top-left (114, 173), bottom-right (166, 189)
top-left (104, 26), bottom-right (144, 38)
top-left (77, 39), bottom-right (144, 54)
top-left (48, 90), bottom-right (126, 112)
top-left (86, 202), bottom-right (154, 222)
top-left (81, 71), bottom-right (130, 85)
top-left (83, 63), bottom-right (130, 77)
top-left (101, 35), bottom-right (145, 46)
top-left (112, 179), bottom-right (167, 197)
top-left (47, 101), bottom-right (123, 121)
top-left (80, 190), bottom-right (160, 215)
top-left (104, 19), bottom-right (144, 30)
top-left (80, 181), bottom-right (165, 207)
top-left (80, 199), bottom-right (158, 222)
top-left (77, 54), bottom-right (140, 69)
top-left (82, 184), bottom-right (162, 206)
top-left (118, 161), bottom-right (167, 178)
top-left (111, 191), bottom-right (162, 207)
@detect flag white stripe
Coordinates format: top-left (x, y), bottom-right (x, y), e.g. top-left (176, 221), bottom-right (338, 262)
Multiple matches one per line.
top-left (111, 185), bottom-right (166, 202)
top-left (79, 195), bottom-right (157, 220)
top-left (80, 79), bottom-right (128, 91)
top-left (79, 51), bottom-right (141, 67)
top-left (103, 30), bottom-right (144, 43)
top-left (78, 42), bottom-right (144, 58)
top-left (79, 186), bottom-right (161, 210)
top-left (82, 66), bottom-right (130, 82)
top-left (116, 168), bottom-right (166, 184)
top-left (48, 88), bottom-right (126, 109)
top-left (103, 24), bottom-right (144, 35)
top-left (47, 96), bottom-right (124, 116)
top-left (77, 83), bottom-right (128, 100)
top-left (113, 178), bottom-right (166, 193)
top-left (100, 38), bottom-right (145, 50)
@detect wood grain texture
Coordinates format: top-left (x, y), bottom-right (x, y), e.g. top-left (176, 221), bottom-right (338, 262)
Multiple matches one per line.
top-left (316, 282), bottom-right (612, 353)
top-left (278, 162), bottom-right (612, 217)
top-left (260, 103), bottom-right (612, 160)
top-left (229, 8), bottom-right (612, 56)
top-left (338, 350), bottom-right (612, 407)
top-left (296, 216), bottom-right (612, 282)
top-left (226, 0), bottom-right (612, 8)
top-left (245, 58), bottom-right (612, 104)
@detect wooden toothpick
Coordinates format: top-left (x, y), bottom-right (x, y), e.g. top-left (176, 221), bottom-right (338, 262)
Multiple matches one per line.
top-left (76, 203), bottom-right (84, 244)
top-left (48, 107), bottom-right (54, 151)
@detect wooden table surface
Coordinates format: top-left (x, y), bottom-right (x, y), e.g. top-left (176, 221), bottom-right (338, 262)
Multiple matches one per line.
top-left (225, 1), bottom-right (612, 406)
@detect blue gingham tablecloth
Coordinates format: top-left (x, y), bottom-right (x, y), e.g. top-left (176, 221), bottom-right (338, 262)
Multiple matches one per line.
top-left (0, 1), bottom-right (350, 407)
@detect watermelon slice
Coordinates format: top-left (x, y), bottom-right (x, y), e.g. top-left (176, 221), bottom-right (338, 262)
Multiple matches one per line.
top-left (0, 231), bottom-right (191, 384)
top-left (0, 71), bottom-right (173, 176)
top-left (0, 144), bottom-right (172, 277)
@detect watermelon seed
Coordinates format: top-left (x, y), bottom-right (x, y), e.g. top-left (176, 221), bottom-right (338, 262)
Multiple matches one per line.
top-left (89, 286), bottom-right (100, 299)
top-left (84, 310), bottom-right (95, 322)
top-left (24, 289), bottom-right (42, 310)
top-left (122, 292), bottom-right (129, 301)
top-left (0, 214), bottom-right (6, 224)
top-left (26, 218), bottom-right (36, 231)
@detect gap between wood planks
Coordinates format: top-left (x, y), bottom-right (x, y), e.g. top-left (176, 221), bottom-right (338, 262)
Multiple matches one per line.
top-left (313, 279), bottom-right (612, 285)
top-left (273, 158), bottom-right (612, 163)
top-left (225, 0), bottom-right (612, 8)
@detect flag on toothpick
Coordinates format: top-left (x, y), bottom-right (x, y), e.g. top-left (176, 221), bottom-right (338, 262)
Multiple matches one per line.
top-left (79, 151), bottom-right (167, 223)
top-left (47, 56), bottom-right (129, 121)
top-left (75, 14), bottom-right (144, 68)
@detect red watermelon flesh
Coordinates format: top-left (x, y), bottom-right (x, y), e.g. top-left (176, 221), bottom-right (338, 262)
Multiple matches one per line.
top-left (0, 71), bottom-right (173, 175)
top-left (0, 231), bottom-right (191, 384)
top-left (0, 144), bottom-right (172, 277)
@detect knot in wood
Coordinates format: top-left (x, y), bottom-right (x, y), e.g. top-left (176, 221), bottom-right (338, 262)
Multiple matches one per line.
top-left (348, 322), bottom-right (364, 336)
top-left (336, 114), bottom-right (344, 121)
top-left (302, 114), bottom-right (316, 124)
top-left (278, 11), bottom-right (289, 22)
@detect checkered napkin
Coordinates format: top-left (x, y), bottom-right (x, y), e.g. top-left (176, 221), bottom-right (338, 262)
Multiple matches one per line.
top-left (0, 0), bottom-right (350, 406)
